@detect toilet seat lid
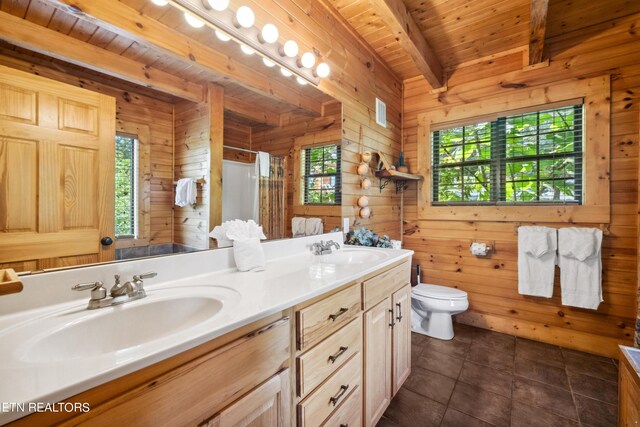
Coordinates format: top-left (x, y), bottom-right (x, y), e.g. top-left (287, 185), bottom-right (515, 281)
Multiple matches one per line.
top-left (413, 284), bottom-right (467, 300)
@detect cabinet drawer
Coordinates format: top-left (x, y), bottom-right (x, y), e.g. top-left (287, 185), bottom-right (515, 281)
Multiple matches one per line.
top-left (297, 284), bottom-right (361, 351)
top-left (297, 317), bottom-right (362, 398)
top-left (320, 384), bottom-right (362, 427)
top-left (298, 352), bottom-right (362, 427)
top-left (362, 261), bottom-right (410, 310)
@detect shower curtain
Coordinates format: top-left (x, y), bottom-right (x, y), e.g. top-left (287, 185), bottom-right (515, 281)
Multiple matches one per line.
top-left (259, 156), bottom-right (286, 240)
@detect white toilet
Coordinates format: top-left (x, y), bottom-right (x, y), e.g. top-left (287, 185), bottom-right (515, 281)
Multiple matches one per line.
top-left (411, 284), bottom-right (469, 340)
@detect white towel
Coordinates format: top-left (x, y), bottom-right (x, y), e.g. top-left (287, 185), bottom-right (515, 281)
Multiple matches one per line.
top-left (292, 217), bottom-right (306, 237)
top-left (518, 226), bottom-right (557, 298)
top-left (175, 178), bottom-right (197, 207)
top-left (233, 237), bottom-right (266, 272)
top-left (305, 218), bottom-right (323, 236)
top-left (558, 227), bottom-right (603, 309)
top-left (257, 151), bottom-right (270, 177)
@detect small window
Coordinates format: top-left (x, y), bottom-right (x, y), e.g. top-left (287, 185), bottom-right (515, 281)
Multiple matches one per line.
top-left (432, 104), bottom-right (583, 205)
top-left (115, 133), bottom-right (138, 238)
top-left (302, 144), bottom-right (341, 205)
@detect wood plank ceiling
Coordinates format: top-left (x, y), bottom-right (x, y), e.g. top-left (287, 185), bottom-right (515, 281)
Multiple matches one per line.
top-left (327, 0), bottom-right (640, 83)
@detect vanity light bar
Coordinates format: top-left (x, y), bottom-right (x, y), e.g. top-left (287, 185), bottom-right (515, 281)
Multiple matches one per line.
top-left (166, 0), bottom-right (321, 85)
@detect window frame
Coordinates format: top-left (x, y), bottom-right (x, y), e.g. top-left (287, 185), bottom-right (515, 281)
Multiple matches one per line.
top-left (302, 144), bottom-right (342, 206)
top-left (114, 132), bottom-right (139, 239)
top-left (431, 104), bottom-right (584, 205)
top-left (416, 76), bottom-right (611, 224)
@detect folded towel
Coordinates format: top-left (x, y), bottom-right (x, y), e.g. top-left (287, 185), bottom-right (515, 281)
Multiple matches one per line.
top-left (175, 178), bottom-right (197, 207)
top-left (292, 217), bottom-right (306, 237)
top-left (233, 237), bottom-right (266, 272)
top-left (209, 219), bottom-right (266, 248)
top-left (558, 227), bottom-right (603, 309)
top-left (258, 151), bottom-right (270, 177)
top-left (518, 226), bottom-right (557, 298)
top-left (305, 218), bottom-right (323, 236)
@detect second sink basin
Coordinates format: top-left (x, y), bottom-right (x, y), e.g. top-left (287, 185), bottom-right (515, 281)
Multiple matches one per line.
top-left (8, 285), bottom-right (240, 364)
top-left (319, 247), bottom-right (388, 265)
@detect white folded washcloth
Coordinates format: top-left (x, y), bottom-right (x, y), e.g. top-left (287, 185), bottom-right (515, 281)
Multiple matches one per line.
top-left (292, 217), bottom-right (306, 237)
top-left (209, 220), bottom-right (267, 271)
top-left (305, 218), bottom-right (323, 236)
top-left (517, 226), bottom-right (557, 298)
top-left (558, 227), bottom-right (603, 309)
top-left (258, 151), bottom-right (270, 177)
top-left (175, 178), bottom-right (197, 207)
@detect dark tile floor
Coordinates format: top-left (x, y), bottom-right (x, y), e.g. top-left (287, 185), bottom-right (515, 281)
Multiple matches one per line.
top-left (378, 323), bottom-right (619, 427)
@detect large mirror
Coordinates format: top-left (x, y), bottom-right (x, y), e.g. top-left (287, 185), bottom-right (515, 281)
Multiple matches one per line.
top-left (0, 0), bottom-right (342, 274)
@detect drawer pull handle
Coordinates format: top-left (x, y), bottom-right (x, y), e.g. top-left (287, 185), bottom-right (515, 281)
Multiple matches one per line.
top-left (328, 346), bottom-right (348, 364)
top-left (340, 425), bottom-right (348, 427)
top-left (389, 309), bottom-right (395, 328)
top-left (330, 384), bottom-right (349, 406)
top-left (396, 302), bottom-right (403, 322)
top-left (329, 307), bottom-right (348, 321)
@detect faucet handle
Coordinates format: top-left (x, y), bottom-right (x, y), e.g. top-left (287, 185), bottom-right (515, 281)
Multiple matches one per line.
top-left (72, 281), bottom-right (107, 301)
top-left (133, 272), bottom-right (157, 281)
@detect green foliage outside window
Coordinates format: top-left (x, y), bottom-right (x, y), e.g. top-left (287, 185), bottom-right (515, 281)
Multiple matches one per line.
top-left (432, 105), bottom-right (582, 204)
top-left (115, 134), bottom-right (137, 237)
top-left (303, 144), bottom-right (341, 205)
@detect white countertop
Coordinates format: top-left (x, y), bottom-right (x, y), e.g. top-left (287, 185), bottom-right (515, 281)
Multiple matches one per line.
top-left (0, 233), bottom-right (412, 424)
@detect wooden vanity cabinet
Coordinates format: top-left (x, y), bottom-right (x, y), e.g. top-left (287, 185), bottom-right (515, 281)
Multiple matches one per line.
top-left (619, 347), bottom-right (640, 426)
top-left (362, 261), bottom-right (412, 427)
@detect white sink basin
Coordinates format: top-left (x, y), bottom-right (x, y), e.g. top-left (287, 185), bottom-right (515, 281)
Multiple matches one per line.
top-left (6, 285), bottom-right (240, 363)
top-left (319, 248), bottom-right (388, 265)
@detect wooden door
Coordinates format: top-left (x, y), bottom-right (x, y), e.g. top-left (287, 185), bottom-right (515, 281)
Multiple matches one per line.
top-left (0, 64), bottom-right (115, 272)
top-left (392, 284), bottom-right (412, 396)
top-left (363, 298), bottom-right (392, 427)
top-left (203, 369), bottom-right (290, 427)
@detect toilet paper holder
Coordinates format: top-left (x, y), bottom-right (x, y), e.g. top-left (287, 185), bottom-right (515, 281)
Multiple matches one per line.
top-left (469, 241), bottom-right (494, 257)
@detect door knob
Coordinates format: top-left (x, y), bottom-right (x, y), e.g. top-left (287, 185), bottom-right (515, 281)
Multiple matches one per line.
top-left (100, 236), bottom-right (114, 246)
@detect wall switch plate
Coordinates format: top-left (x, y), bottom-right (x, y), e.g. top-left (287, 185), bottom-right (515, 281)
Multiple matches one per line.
top-left (343, 218), bottom-right (350, 234)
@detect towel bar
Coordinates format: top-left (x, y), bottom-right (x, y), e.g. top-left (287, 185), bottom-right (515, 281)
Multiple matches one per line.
top-left (513, 223), bottom-right (611, 236)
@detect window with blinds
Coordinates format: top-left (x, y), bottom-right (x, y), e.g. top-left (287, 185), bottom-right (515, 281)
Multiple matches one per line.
top-left (432, 104), bottom-right (583, 205)
top-left (115, 133), bottom-right (138, 238)
top-left (303, 144), bottom-right (342, 205)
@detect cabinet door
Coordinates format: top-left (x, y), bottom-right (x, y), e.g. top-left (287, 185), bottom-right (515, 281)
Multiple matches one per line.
top-left (205, 369), bottom-right (291, 427)
top-left (392, 284), bottom-right (412, 396)
top-left (363, 298), bottom-right (392, 427)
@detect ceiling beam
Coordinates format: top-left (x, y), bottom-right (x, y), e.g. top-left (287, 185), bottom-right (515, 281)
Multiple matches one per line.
top-left (224, 95), bottom-right (281, 127)
top-left (0, 11), bottom-right (203, 102)
top-left (369, 0), bottom-right (444, 88)
top-left (47, 0), bottom-right (323, 117)
top-left (528, 0), bottom-right (549, 65)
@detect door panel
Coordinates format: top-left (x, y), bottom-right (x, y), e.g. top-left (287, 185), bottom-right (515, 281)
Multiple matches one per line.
top-left (392, 284), bottom-right (412, 396)
top-left (364, 297), bottom-right (392, 427)
top-left (0, 65), bottom-right (115, 271)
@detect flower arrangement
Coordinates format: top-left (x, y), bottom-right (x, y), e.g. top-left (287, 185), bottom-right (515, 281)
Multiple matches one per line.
top-left (345, 228), bottom-right (393, 248)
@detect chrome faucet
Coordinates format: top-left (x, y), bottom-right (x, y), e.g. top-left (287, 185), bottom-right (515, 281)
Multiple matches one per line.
top-left (310, 240), bottom-right (341, 255)
top-left (72, 272), bottom-right (156, 310)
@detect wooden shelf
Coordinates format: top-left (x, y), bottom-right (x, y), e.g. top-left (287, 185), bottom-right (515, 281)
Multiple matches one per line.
top-left (374, 169), bottom-right (423, 192)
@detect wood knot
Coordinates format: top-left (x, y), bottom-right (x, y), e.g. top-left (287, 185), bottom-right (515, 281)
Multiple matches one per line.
top-left (557, 310), bottom-right (565, 317)
top-left (136, 22), bottom-right (143, 29)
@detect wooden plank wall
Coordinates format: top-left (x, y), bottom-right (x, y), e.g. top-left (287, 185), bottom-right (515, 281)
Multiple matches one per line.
top-left (223, 117), bottom-right (253, 163)
top-left (252, 103), bottom-right (343, 237)
top-left (173, 99), bottom-right (210, 250)
top-left (0, 51), bottom-right (175, 248)
top-left (402, 13), bottom-right (640, 357)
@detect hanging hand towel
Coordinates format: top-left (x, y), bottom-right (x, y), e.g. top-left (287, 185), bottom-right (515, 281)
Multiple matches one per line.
top-left (292, 217), bottom-right (306, 237)
top-left (258, 151), bottom-right (270, 177)
top-left (175, 178), bottom-right (197, 207)
top-left (558, 227), bottom-right (603, 309)
top-left (517, 226), bottom-right (557, 298)
top-left (305, 218), bottom-right (323, 236)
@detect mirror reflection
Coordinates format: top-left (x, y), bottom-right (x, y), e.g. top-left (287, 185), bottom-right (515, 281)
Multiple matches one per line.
top-left (0, 0), bottom-right (342, 274)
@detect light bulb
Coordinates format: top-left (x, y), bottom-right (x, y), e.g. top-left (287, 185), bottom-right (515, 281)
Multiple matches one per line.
top-left (215, 30), bottom-right (230, 41)
top-left (300, 52), bottom-right (315, 68)
top-left (261, 23), bottom-right (279, 44)
top-left (263, 58), bottom-right (276, 67)
top-left (207, 0), bottom-right (229, 11)
top-left (296, 77), bottom-right (308, 85)
top-left (151, 0), bottom-right (168, 6)
top-left (316, 62), bottom-right (330, 78)
top-left (280, 68), bottom-right (292, 77)
top-left (184, 12), bottom-right (205, 28)
top-left (235, 6), bottom-right (255, 28)
top-left (282, 40), bottom-right (298, 58)
top-left (240, 45), bottom-right (255, 55)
